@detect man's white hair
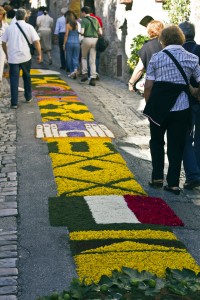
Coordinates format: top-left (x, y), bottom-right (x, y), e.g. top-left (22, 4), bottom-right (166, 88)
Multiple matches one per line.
top-left (61, 7), bottom-right (68, 15)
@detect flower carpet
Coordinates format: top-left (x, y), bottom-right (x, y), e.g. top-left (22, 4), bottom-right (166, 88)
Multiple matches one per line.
top-left (36, 121), bottom-right (115, 138)
top-left (31, 69), bottom-right (200, 284)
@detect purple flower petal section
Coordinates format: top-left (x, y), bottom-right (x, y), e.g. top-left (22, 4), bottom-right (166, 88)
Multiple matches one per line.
top-left (44, 121), bottom-right (98, 137)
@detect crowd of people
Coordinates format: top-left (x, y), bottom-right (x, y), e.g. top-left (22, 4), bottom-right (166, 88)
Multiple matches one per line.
top-left (0, 2), bottom-right (200, 192)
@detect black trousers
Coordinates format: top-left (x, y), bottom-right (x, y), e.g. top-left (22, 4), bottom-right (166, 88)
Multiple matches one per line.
top-left (58, 32), bottom-right (66, 69)
top-left (149, 109), bottom-right (190, 187)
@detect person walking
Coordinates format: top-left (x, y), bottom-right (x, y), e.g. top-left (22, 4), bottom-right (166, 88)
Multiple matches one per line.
top-left (179, 21), bottom-right (200, 189)
top-left (143, 25), bottom-right (200, 195)
top-left (2, 8), bottom-right (42, 109)
top-left (0, 6), bottom-right (8, 95)
top-left (63, 11), bottom-right (80, 79)
top-left (89, 8), bottom-right (103, 79)
top-left (54, 7), bottom-right (68, 70)
top-left (36, 7), bottom-right (53, 65)
top-left (80, 6), bottom-right (102, 86)
top-left (128, 20), bottom-right (164, 92)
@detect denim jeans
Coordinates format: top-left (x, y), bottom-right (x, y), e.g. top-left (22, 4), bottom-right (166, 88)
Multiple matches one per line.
top-left (9, 60), bottom-right (32, 106)
top-left (183, 104), bottom-right (200, 182)
top-left (58, 32), bottom-right (66, 69)
top-left (65, 42), bottom-right (80, 73)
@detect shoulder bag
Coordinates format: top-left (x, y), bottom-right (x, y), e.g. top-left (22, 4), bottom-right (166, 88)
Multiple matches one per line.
top-left (16, 22), bottom-right (35, 55)
top-left (86, 17), bottom-right (109, 52)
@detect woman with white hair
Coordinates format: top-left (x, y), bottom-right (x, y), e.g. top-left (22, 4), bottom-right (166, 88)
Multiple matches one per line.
top-left (36, 7), bottom-right (53, 64)
top-left (0, 6), bottom-right (8, 93)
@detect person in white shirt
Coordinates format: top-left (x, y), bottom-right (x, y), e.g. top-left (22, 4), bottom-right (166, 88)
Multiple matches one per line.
top-left (54, 7), bottom-right (68, 70)
top-left (0, 6), bottom-right (8, 93)
top-left (36, 7), bottom-right (53, 65)
top-left (2, 8), bottom-right (42, 109)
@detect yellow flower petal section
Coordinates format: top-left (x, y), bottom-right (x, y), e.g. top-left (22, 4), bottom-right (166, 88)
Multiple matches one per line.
top-left (32, 77), bottom-right (67, 85)
top-left (39, 103), bottom-right (94, 122)
top-left (75, 252), bottom-right (200, 284)
top-left (55, 177), bottom-right (143, 197)
top-left (47, 138), bottom-right (146, 196)
top-left (82, 241), bottom-right (185, 253)
top-left (47, 137), bottom-right (113, 156)
top-left (70, 230), bottom-right (177, 241)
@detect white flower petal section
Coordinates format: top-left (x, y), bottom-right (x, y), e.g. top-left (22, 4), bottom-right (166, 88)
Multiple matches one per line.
top-left (84, 195), bottom-right (140, 224)
top-left (32, 69), bottom-right (60, 75)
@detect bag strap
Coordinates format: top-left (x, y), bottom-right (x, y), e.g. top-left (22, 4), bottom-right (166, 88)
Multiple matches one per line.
top-left (163, 49), bottom-right (189, 85)
top-left (86, 16), bottom-right (98, 35)
top-left (16, 22), bottom-right (31, 48)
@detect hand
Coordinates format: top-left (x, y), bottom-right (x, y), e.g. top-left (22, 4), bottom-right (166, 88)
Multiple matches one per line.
top-left (63, 44), bottom-right (65, 50)
top-left (189, 85), bottom-right (198, 98)
top-left (37, 54), bottom-right (42, 64)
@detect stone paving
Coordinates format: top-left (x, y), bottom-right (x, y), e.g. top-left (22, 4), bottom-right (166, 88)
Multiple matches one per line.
top-left (0, 54), bottom-right (200, 298)
top-left (0, 78), bottom-right (18, 299)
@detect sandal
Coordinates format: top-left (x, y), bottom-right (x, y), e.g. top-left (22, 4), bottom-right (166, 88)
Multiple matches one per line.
top-left (128, 81), bottom-right (134, 92)
top-left (164, 185), bottom-right (180, 195)
top-left (148, 180), bottom-right (163, 188)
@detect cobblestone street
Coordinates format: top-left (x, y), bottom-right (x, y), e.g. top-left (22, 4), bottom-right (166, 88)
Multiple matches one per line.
top-left (0, 54), bottom-right (200, 299)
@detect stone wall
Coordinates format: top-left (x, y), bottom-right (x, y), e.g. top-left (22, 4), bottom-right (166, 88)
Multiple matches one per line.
top-left (48, 0), bottom-right (71, 22)
top-left (48, 0), bottom-right (200, 82)
top-left (190, 0), bottom-right (200, 43)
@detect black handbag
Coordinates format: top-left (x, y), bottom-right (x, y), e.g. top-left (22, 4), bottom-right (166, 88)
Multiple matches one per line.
top-left (16, 22), bottom-right (35, 55)
top-left (86, 17), bottom-right (109, 52)
top-left (96, 35), bottom-right (109, 52)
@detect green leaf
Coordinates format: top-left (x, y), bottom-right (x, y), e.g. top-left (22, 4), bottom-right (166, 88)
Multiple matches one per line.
top-left (99, 275), bottom-right (112, 285)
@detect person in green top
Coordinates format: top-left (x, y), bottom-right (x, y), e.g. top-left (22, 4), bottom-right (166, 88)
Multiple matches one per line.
top-left (80, 6), bottom-right (102, 86)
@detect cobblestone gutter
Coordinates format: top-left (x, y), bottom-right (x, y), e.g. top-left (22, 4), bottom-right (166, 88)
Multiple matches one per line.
top-left (0, 78), bottom-right (18, 300)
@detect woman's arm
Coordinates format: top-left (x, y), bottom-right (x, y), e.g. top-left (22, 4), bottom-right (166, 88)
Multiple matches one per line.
top-left (144, 79), bottom-right (154, 102)
top-left (128, 58), bottom-right (145, 91)
top-left (63, 24), bottom-right (69, 49)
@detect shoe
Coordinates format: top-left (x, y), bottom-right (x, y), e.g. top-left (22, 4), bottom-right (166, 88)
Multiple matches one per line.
top-left (80, 74), bottom-right (88, 82)
top-left (164, 185), bottom-right (181, 195)
top-left (68, 72), bottom-right (77, 79)
top-left (49, 58), bottom-right (52, 65)
top-left (26, 98), bottom-right (32, 103)
top-left (148, 180), bottom-right (163, 188)
top-left (89, 78), bottom-right (96, 86)
top-left (18, 87), bottom-right (24, 92)
top-left (183, 179), bottom-right (200, 190)
top-left (96, 74), bottom-right (100, 80)
top-left (10, 105), bottom-right (17, 109)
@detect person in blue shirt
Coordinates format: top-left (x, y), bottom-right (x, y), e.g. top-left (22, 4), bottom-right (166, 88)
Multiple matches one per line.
top-left (54, 7), bottom-right (68, 70)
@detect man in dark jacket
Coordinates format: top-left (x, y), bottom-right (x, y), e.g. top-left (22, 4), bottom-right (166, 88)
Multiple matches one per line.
top-left (179, 21), bottom-right (200, 189)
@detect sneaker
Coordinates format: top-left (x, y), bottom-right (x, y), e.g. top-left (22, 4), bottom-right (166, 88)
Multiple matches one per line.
top-left (26, 98), bottom-right (33, 103)
top-left (10, 105), bottom-right (17, 109)
top-left (80, 74), bottom-right (88, 83)
top-left (18, 87), bottom-right (24, 92)
top-left (183, 179), bottom-right (200, 190)
top-left (89, 78), bottom-right (96, 86)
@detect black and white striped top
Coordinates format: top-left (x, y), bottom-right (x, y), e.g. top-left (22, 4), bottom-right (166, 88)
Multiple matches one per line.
top-left (146, 45), bottom-right (200, 111)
